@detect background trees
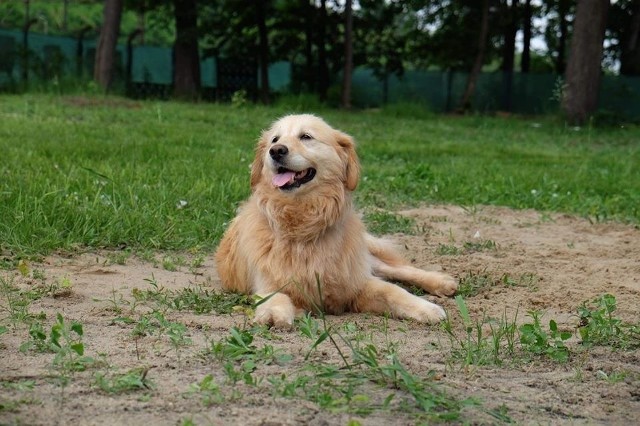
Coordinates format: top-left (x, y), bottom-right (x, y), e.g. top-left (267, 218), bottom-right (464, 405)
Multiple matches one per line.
top-left (2, 0), bottom-right (637, 119)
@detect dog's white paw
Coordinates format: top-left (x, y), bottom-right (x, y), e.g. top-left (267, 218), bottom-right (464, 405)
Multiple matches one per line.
top-left (253, 304), bottom-right (295, 329)
top-left (411, 298), bottom-right (447, 324)
top-left (432, 272), bottom-right (458, 297)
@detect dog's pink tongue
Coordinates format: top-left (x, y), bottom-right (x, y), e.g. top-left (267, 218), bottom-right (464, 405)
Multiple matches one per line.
top-left (272, 171), bottom-right (296, 187)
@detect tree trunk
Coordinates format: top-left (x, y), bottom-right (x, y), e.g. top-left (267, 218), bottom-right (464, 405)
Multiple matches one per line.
top-left (521, 0), bottom-right (532, 73)
top-left (562, 0), bottom-right (609, 125)
top-left (458, 0), bottom-right (490, 112)
top-left (94, 0), bottom-right (123, 92)
top-left (341, 0), bottom-right (353, 109)
top-left (620, 0), bottom-right (640, 75)
top-left (303, 0), bottom-right (315, 92)
top-left (317, 0), bottom-right (329, 101)
top-left (173, 0), bottom-right (200, 100)
top-left (257, 0), bottom-right (270, 104)
top-left (501, 0), bottom-right (518, 111)
top-left (555, 0), bottom-right (569, 75)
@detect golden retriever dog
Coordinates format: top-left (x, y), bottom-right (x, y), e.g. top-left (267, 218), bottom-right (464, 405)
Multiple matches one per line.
top-left (215, 114), bottom-right (457, 328)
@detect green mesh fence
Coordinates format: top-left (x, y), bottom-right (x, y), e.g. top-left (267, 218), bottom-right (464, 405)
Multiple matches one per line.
top-left (1, 28), bottom-right (639, 119)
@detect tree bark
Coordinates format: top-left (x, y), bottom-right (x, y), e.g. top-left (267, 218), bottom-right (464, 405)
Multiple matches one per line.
top-left (303, 0), bottom-right (315, 91)
top-left (317, 0), bottom-right (329, 101)
top-left (94, 0), bottom-right (123, 91)
top-left (555, 0), bottom-right (570, 75)
top-left (173, 0), bottom-right (200, 100)
top-left (562, 0), bottom-right (610, 125)
top-left (501, 0), bottom-right (518, 111)
top-left (257, 0), bottom-right (270, 104)
top-left (521, 0), bottom-right (532, 73)
top-left (341, 0), bottom-right (353, 109)
top-left (458, 0), bottom-right (490, 112)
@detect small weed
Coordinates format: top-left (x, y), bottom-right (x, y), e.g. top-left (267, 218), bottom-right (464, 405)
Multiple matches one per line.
top-left (186, 374), bottom-right (227, 406)
top-left (519, 311), bottom-right (572, 363)
top-left (578, 294), bottom-right (640, 349)
top-left (132, 277), bottom-right (251, 315)
top-left (436, 240), bottom-right (496, 256)
top-left (208, 326), bottom-right (291, 365)
top-left (436, 244), bottom-right (461, 256)
top-left (171, 286), bottom-right (251, 314)
top-left (94, 366), bottom-right (155, 394)
top-left (106, 251), bottom-right (130, 266)
top-left (49, 314), bottom-right (96, 376)
top-left (0, 275), bottom-right (33, 328)
top-left (132, 311), bottom-right (192, 354)
top-left (189, 255), bottom-right (205, 273)
top-left (297, 312), bottom-right (321, 339)
top-left (443, 296), bottom-right (518, 367)
top-left (1, 380), bottom-right (36, 391)
top-left (463, 239), bottom-right (497, 253)
top-left (456, 270), bottom-right (495, 297)
top-left (162, 255), bottom-right (185, 272)
top-left (595, 369), bottom-right (627, 384)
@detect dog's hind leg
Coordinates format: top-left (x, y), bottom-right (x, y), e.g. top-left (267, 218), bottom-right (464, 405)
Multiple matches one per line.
top-left (366, 234), bottom-right (457, 297)
top-left (354, 277), bottom-right (446, 323)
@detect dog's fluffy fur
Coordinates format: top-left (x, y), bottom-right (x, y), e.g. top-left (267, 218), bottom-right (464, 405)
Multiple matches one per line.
top-left (215, 114), bottom-right (457, 328)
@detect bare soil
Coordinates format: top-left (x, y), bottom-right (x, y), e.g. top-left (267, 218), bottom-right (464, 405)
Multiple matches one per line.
top-left (1, 205), bottom-right (639, 425)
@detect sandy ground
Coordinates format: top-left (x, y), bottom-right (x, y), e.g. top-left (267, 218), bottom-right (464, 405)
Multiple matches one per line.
top-left (1, 205), bottom-right (639, 425)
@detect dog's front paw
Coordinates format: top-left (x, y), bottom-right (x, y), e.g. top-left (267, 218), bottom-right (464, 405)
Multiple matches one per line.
top-left (253, 294), bottom-right (295, 329)
top-left (432, 272), bottom-right (458, 297)
top-left (412, 298), bottom-right (447, 324)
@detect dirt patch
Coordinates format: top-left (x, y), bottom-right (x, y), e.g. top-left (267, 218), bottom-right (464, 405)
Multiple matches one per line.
top-left (1, 205), bottom-right (639, 425)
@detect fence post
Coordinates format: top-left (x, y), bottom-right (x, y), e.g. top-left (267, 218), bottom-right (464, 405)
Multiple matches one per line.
top-left (21, 18), bottom-right (37, 85)
top-left (126, 28), bottom-right (143, 95)
top-left (76, 26), bottom-right (92, 78)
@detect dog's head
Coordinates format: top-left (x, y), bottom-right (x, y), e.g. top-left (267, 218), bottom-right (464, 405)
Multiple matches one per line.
top-left (250, 114), bottom-right (360, 194)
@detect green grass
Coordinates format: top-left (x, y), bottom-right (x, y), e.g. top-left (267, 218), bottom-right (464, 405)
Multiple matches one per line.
top-left (1, 94), bottom-right (639, 260)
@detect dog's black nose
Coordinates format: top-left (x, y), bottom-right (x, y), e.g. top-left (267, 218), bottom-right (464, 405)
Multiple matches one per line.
top-left (269, 144), bottom-right (288, 161)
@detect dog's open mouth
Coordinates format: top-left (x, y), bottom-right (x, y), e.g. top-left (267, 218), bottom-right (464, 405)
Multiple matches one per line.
top-left (272, 167), bottom-right (316, 190)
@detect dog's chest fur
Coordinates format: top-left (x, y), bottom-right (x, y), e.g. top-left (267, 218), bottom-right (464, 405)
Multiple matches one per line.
top-left (255, 192), bottom-right (370, 313)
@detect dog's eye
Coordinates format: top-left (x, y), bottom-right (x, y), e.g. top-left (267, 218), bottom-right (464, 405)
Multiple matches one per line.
top-left (300, 133), bottom-right (313, 141)
top-left (271, 136), bottom-right (280, 144)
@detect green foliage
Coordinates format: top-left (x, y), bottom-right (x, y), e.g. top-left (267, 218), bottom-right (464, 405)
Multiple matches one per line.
top-left (1, 96), bottom-right (639, 258)
top-left (94, 367), bottom-right (155, 394)
top-left (456, 271), bottom-right (538, 298)
top-left (0, 275), bottom-right (33, 328)
top-left (443, 296), bottom-right (518, 367)
top-left (131, 278), bottom-right (251, 315)
top-left (129, 311), bottom-right (191, 353)
top-left (363, 211), bottom-right (416, 235)
top-left (578, 294), bottom-right (640, 349)
top-left (519, 311), bottom-right (572, 363)
top-left (186, 374), bottom-right (226, 406)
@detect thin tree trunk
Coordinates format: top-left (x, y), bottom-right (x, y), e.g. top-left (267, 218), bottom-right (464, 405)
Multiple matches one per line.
top-left (341, 0), bottom-right (353, 109)
top-left (94, 0), bottom-right (123, 91)
top-left (317, 0), bottom-right (329, 101)
top-left (172, 0), bottom-right (200, 100)
top-left (556, 0), bottom-right (569, 75)
top-left (257, 0), bottom-right (270, 104)
top-left (458, 0), bottom-right (490, 112)
top-left (521, 0), bottom-right (532, 73)
top-left (562, 0), bottom-right (610, 125)
top-left (501, 0), bottom-right (518, 111)
top-left (303, 0), bottom-right (314, 91)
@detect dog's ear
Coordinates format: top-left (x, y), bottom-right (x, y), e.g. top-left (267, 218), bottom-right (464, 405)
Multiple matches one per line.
top-left (335, 130), bottom-right (360, 191)
top-left (250, 135), bottom-right (267, 190)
